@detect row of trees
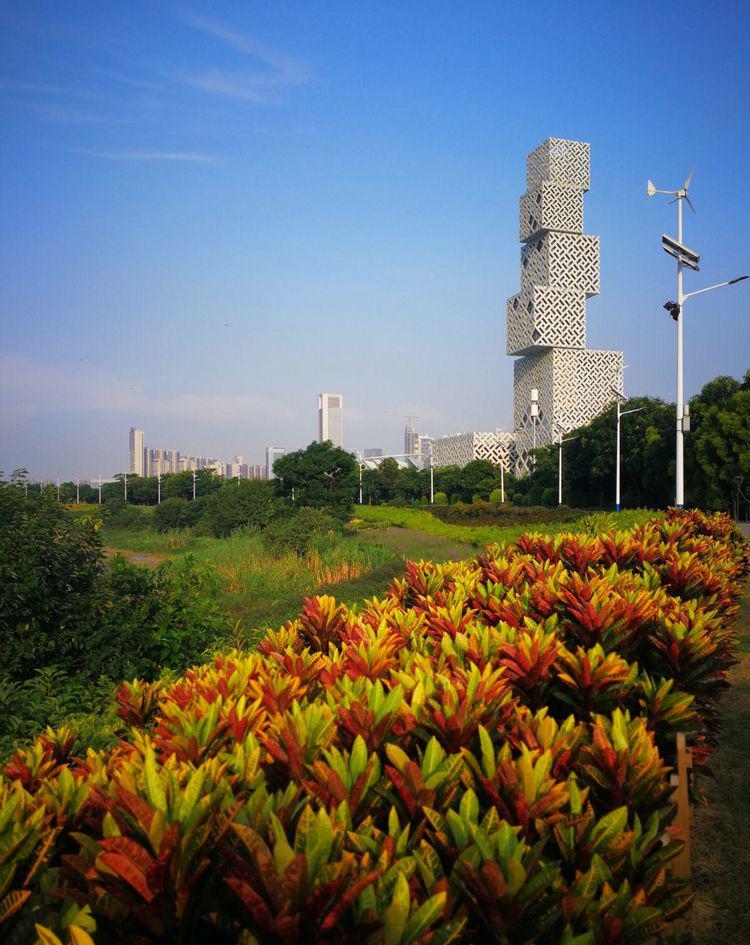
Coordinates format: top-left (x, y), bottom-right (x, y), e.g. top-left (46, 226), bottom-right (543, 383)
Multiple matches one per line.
top-left (517, 371), bottom-right (750, 511)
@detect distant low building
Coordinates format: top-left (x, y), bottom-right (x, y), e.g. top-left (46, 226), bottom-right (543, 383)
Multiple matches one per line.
top-left (429, 430), bottom-right (514, 473)
top-left (266, 446), bottom-right (286, 479)
top-left (363, 448), bottom-right (383, 458)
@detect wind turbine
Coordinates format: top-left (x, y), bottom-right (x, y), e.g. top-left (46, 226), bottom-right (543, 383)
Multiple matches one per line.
top-left (647, 167), bottom-right (696, 213)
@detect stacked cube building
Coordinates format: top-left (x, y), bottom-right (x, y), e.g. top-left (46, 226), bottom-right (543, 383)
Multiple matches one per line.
top-left (508, 138), bottom-right (623, 476)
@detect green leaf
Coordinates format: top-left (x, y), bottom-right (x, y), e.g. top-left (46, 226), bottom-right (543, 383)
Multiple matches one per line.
top-left (143, 746), bottom-right (167, 813)
top-left (402, 891), bottom-right (446, 945)
top-left (384, 872), bottom-right (411, 945)
top-left (421, 737), bottom-right (444, 779)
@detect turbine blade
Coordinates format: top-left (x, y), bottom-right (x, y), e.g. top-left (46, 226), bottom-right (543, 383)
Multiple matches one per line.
top-left (669, 196), bottom-right (679, 205)
top-left (685, 195), bottom-right (696, 213)
top-left (684, 167), bottom-right (695, 190)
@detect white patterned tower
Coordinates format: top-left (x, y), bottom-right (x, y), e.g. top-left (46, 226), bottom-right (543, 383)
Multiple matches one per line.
top-left (508, 138), bottom-right (623, 476)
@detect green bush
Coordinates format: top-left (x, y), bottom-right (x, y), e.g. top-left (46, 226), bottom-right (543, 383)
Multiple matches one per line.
top-left (0, 478), bottom-right (230, 756)
top-left (433, 490), bottom-right (448, 505)
top-left (103, 498), bottom-right (154, 530)
top-left (1, 483), bottom-right (103, 679)
top-left (262, 507), bottom-right (342, 556)
top-left (488, 488), bottom-right (504, 503)
top-left (432, 499), bottom-right (580, 527)
top-left (204, 479), bottom-right (279, 537)
top-left (153, 495), bottom-right (209, 532)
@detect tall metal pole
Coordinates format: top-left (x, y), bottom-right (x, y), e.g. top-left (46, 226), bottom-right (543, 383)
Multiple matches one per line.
top-left (56, 479), bottom-right (60, 501)
top-left (676, 197), bottom-right (685, 508)
top-left (429, 448), bottom-right (434, 505)
top-left (500, 460), bottom-right (505, 504)
top-left (615, 398), bottom-right (622, 512)
top-left (558, 435), bottom-right (563, 506)
top-left (76, 477), bottom-right (80, 503)
top-left (358, 461), bottom-right (363, 505)
top-left (123, 472), bottom-right (128, 502)
top-left (98, 474), bottom-right (102, 504)
top-left (192, 470), bottom-right (196, 500)
top-left (157, 472), bottom-right (161, 504)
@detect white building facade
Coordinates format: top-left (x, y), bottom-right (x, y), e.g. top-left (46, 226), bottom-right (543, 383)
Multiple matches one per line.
top-left (508, 138), bottom-right (623, 476)
top-left (129, 427), bottom-right (145, 477)
top-left (429, 430), bottom-right (514, 473)
top-left (318, 393), bottom-right (343, 448)
top-left (265, 446), bottom-right (286, 479)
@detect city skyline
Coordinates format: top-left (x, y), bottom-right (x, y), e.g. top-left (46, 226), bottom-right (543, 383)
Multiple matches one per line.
top-left (1, 2), bottom-right (749, 479)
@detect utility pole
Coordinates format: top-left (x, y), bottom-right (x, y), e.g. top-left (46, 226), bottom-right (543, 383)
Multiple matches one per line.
top-left (157, 472), bottom-right (161, 504)
top-left (358, 457), bottom-right (363, 505)
top-left (123, 472), bottom-right (128, 502)
top-left (192, 470), bottom-right (197, 500)
top-left (98, 474), bottom-right (102, 504)
top-left (76, 477), bottom-right (80, 503)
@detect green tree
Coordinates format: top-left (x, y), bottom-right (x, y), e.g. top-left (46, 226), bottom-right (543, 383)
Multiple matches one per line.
top-left (204, 479), bottom-right (279, 537)
top-left (273, 441), bottom-right (357, 514)
top-left (690, 372), bottom-right (750, 510)
top-left (458, 460), bottom-right (499, 502)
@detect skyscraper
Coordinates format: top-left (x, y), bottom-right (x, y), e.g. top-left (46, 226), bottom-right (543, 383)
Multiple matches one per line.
top-left (129, 427), bottom-right (144, 477)
top-left (404, 422), bottom-right (419, 456)
top-left (317, 393), bottom-right (343, 448)
top-left (266, 446), bottom-right (286, 479)
top-left (507, 138), bottom-right (623, 475)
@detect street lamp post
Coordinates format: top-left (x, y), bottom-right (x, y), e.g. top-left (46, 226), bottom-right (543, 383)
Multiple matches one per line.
top-left (98, 474), bottom-right (102, 504)
top-left (76, 477), bottom-right (80, 504)
top-left (611, 389), bottom-right (645, 512)
top-left (358, 457), bottom-right (363, 505)
top-left (157, 472), bottom-right (161, 504)
top-left (192, 470), bottom-right (197, 500)
top-left (648, 171), bottom-right (748, 507)
top-left (123, 473), bottom-right (128, 502)
top-left (530, 388), bottom-right (539, 452)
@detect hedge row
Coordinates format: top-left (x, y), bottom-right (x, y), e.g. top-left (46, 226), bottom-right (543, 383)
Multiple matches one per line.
top-left (1, 509), bottom-right (747, 945)
top-left (430, 502), bottom-right (589, 527)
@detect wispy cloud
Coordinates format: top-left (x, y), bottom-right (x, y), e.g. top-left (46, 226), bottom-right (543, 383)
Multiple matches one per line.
top-left (180, 9), bottom-right (309, 104)
top-left (74, 148), bottom-right (216, 163)
top-left (0, 355), bottom-right (296, 425)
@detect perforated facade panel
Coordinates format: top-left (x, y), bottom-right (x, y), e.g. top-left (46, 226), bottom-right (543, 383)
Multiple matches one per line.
top-left (508, 138), bottom-right (623, 476)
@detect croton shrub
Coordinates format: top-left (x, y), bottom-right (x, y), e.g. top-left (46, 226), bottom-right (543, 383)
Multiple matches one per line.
top-left (1, 509), bottom-right (747, 945)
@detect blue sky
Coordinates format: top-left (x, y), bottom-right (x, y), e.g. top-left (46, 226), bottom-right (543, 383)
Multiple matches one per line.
top-left (1, 1), bottom-right (749, 479)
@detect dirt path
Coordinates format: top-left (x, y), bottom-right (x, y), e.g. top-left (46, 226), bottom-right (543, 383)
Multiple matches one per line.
top-left (691, 531), bottom-right (750, 944)
top-left (102, 546), bottom-right (168, 568)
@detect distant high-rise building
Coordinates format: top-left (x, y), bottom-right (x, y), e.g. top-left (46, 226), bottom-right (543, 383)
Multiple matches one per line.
top-left (404, 423), bottom-right (419, 456)
top-left (266, 446), bottom-right (286, 479)
top-left (166, 449), bottom-right (180, 474)
top-left (129, 427), bottom-right (145, 476)
top-left (318, 393), bottom-right (343, 448)
top-left (148, 448), bottom-right (165, 477)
